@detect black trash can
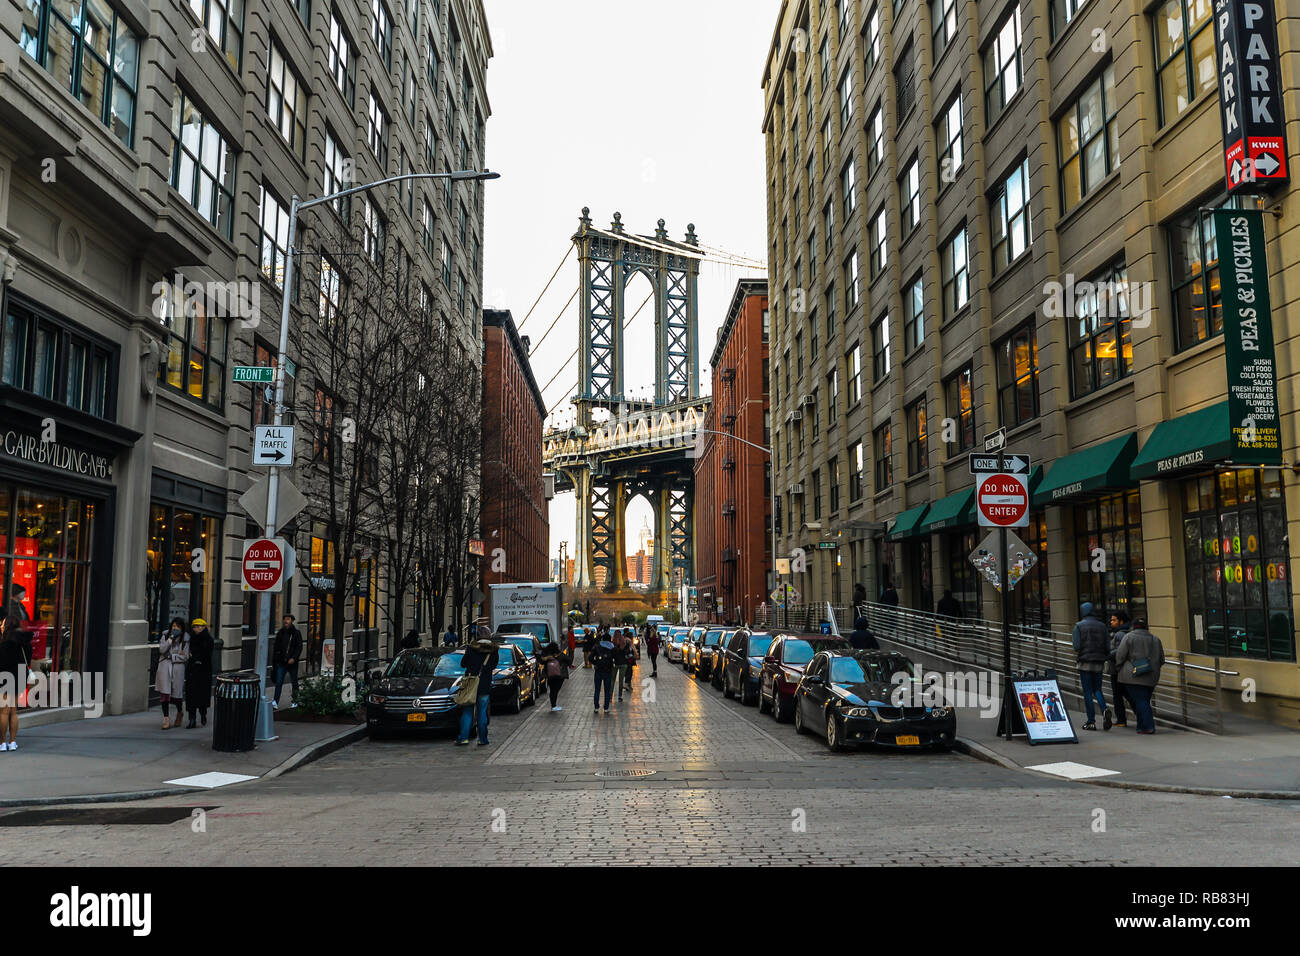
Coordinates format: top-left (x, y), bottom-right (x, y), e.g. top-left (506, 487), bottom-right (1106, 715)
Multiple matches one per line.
top-left (212, 671), bottom-right (260, 752)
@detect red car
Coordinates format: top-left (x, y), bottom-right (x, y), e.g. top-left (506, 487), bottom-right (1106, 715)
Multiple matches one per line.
top-left (758, 634), bottom-right (851, 722)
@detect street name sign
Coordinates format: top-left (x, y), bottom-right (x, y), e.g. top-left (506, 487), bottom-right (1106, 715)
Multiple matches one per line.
top-left (233, 366), bottom-right (275, 384)
top-left (241, 538), bottom-right (289, 592)
top-left (976, 473), bottom-right (1030, 527)
top-left (969, 453), bottom-right (1030, 475)
top-left (253, 425), bottom-right (295, 466)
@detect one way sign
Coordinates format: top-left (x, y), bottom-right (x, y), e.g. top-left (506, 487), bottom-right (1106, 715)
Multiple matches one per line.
top-left (253, 425), bottom-right (295, 467)
top-left (969, 452), bottom-right (1031, 475)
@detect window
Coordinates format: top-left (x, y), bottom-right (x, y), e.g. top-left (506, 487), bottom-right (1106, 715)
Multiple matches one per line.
top-left (424, 116), bottom-right (436, 168)
top-left (328, 11), bottom-right (356, 105)
top-left (168, 87), bottom-right (236, 238)
top-left (867, 104), bottom-right (884, 173)
top-left (1068, 262), bottom-right (1133, 397)
top-left (19, 0), bottom-right (141, 147)
top-left (427, 35), bottom-right (439, 87)
top-left (812, 468), bottom-right (823, 518)
top-left (258, 185), bottom-right (291, 288)
top-left (267, 40), bottom-right (308, 159)
top-left (290, 0), bottom-right (310, 26)
top-left (864, 6), bottom-right (881, 71)
top-left (1181, 469), bottom-right (1294, 660)
top-left (827, 369), bottom-right (839, 424)
top-left (899, 157), bottom-right (920, 233)
top-left (895, 41), bottom-right (915, 118)
top-left (984, 3), bottom-right (1022, 124)
top-left (995, 321), bottom-right (1039, 426)
top-left (318, 253), bottom-right (342, 329)
top-left (403, 55), bottom-right (417, 124)
top-left (933, 0), bottom-right (958, 55)
top-left (762, 308), bottom-right (770, 343)
top-left (823, 201), bottom-right (835, 255)
top-left (821, 118), bottom-right (831, 172)
top-left (904, 276), bottom-right (924, 352)
top-left (874, 423), bottom-right (893, 491)
top-left (1059, 65), bottom-right (1119, 209)
top-left (907, 398), bottom-right (929, 473)
top-left (313, 386), bottom-right (338, 463)
top-left (1169, 199), bottom-right (1240, 348)
top-left (2, 295), bottom-right (114, 418)
top-left (871, 314), bottom-right (891, 379)
top-left (850, 441), bottom-right (865, 501)
top-left (804, 80), bottom-right (813, 129)
top-left (841, 158), bottom-right (857, 217)
top-left (1154, 0), bottom-right (1215, 126)
top-left (371, 0), bottom-right (392, 69)
top-left (869, 207), bottom-right (888, 277)
top-left (188, 0), bottom-right (242, 71)
top-left (820, 36), bottom-right (830, 91)
top-left (829, 456), bottom-right (841, 511)
top-left (838, 68), bottom-right (853, 131)
top-left (1075, 489), bottom-right (1147, 630)
top-left (937, 94), bottom-right (963, 184)
top-left (838, 0), bottom-right (851, 35)
top-left (844, 251), bottom-right (860, 311)
top-left (457, 271), bottom-right (466, 313)
top-left (944, 366), bottom-right (975, 451)
top-left (846, 344), bottom-right (862, 404)
top-left (323, 130), bottom-right (351, 218)
top-left (367, 89), bottom-right (389, 167)
top-left (440, 238), bottom-right (452, 288)
top-left (991, 157), bottom-right (1031, 273)
top-left (399, 149), bottom-right (413, 215)
top-left (361, 195), bottom-right (385, 266)
top-left (1051, 0), bottom-right (1089, 38)
top-left (941, 226), bottom-right (969, 318)
top-left (808, 231), bottom-right (818, 282)
top-left (155, 277), bottom-right (227, 409)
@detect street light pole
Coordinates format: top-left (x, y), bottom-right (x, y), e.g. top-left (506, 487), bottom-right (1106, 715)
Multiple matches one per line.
top-left (251, 168), bottom-right (500, 742)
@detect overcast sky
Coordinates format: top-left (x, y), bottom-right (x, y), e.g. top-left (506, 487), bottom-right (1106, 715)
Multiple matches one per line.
top-left (482, 0), bottom-right (779, 564)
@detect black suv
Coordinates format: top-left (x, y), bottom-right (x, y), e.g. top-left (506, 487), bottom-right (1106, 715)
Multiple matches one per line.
top-left (720, 629), bottom-right (775, 705)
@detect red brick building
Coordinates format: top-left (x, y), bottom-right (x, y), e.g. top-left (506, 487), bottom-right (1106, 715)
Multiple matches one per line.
top-left (482, 310), bottom-right (549, 586)
top-left (694, 280), bottom-right (770, 625)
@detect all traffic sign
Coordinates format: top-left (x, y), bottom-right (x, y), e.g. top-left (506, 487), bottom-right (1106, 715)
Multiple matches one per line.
top-left (253, 425), bottom-right (295, 467)
top-left (242, 537), bottom-right (289, 592)
top-left (976, 473), bottom-right (1030, 528)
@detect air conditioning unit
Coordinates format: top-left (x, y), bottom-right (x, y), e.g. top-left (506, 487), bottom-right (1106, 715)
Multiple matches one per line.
top-left (790, 483), bottom-right (804, 494)
top-left (790, 409), bottom-right (803, 421)
top-left (801, 395), bottom-right (816, 407)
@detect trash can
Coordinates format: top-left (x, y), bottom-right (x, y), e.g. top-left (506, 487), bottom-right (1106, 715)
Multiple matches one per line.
top-left (212, 671), bottom-right (260, 752)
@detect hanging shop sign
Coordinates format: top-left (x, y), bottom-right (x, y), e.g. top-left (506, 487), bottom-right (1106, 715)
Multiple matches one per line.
top-left (1213, 0), bottom-right (1289, 193)
top-left (1215, 208), bottom-right (1282, 466)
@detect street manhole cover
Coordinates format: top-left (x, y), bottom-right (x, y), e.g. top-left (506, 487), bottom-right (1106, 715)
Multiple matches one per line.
top-left (594, 769), bottom-right (657, 779)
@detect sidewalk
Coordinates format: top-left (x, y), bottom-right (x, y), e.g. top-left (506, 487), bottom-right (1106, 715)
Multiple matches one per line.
top-left (880, 637), bottom-right (1300, 797)
top-left (0, 693), bottom-right (363, 806)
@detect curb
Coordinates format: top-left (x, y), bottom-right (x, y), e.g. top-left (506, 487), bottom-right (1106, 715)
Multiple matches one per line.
top-left (0, 723), bottom-right (367, 809)
top-left (954, 737), bottom-right (1300, 801)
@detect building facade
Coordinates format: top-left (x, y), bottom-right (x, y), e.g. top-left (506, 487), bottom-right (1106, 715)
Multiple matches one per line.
top-left (695, 279), bottom-right (771, 625)
top-left (0, 0), bottom-right (491, 713)
top-left (763, 0), bottom-right (1300, 717)
top-left (481, 308), bottom-right (549, 586)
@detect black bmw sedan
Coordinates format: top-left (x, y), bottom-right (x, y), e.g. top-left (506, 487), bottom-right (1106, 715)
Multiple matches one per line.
top-left (792, 650), bottom-right (956, 752)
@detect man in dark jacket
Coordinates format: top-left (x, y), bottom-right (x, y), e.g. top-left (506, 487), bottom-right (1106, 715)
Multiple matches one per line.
top-left (456, 638), bottom-right (499, 746)
top-left (272, 615), bottom-right (303, 709)
top-left (589, 639), bottom-right (618, 714)
top-left (881, 583), bottom-right (900, 606)
top-left (1107, 610), bottom-right (1133, 727)
top-left (936, 589), bottom-right (962, 618)
top-left (400, 630), bottom-right (421, 650)
top-left (1071, 602), bottom-right (1110, 730)
top-left (849, 617), bottom-right (879, 651)
top-left (185, 620), bottom-right (215, 727)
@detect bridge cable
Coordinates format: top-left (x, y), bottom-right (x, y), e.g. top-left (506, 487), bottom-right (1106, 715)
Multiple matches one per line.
top-left (542, 287), bottom-right (656, 419)
top-left (517, 245), bottom-right (574, 330)
top-left (526, 286), bottom-right (579, 356)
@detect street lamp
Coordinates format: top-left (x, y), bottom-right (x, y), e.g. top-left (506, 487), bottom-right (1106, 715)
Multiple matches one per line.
top-left (252, 168), bottom-right (500, 741)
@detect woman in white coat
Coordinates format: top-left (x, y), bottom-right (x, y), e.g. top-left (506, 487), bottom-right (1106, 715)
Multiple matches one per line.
top-left (156, 618), bottom-right (190, 729)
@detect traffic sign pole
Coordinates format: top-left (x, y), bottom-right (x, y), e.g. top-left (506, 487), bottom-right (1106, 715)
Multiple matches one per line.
top-left (999, 449), bottom-right (1013, 741)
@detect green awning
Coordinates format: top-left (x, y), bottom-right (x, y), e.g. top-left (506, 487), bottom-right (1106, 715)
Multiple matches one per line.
top-left (1032, 433), bottom-right (1139, 507)
top-left (886, 503), bottom-right (930, 541)
top-left (1130, 402), bottom-right (1233, 480)
top-left (918, 488), bottom-right (975, 533)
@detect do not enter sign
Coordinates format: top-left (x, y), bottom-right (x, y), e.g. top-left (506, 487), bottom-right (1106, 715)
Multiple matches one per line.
top-left (977, 473), bottom-right (1029, 528)
top-left (242, 538), bottom-right (289, 592)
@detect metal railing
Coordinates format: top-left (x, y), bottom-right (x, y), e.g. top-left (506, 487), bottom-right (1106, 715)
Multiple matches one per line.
top-left (755, 602), bottom-right (1236, 733)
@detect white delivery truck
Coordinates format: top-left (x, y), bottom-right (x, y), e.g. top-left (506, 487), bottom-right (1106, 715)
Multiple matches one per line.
top-left (489, 582), bottom-right (566, 647)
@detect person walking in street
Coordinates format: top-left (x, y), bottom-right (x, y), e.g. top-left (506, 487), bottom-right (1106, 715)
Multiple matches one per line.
top-left (540, 640), bottom-right (568, 711)
top-left (566, 624), bottom-right (577, 665)
top-left (612, 631), bottom-right (629, 702)
top-left (1071, 602), bottom-right (1110, 730)
top-left (400, 629), bottom-right (421, 650)
top-left (1115, 618), bottom-right (1165, 735)
top-left (881, 582), bottom-right (900, 606)
top-left (590, 637), bottom-right (617, 714)
top-left (620, 628), bottom-right (637, 699)
top-left (849, 616), bottom-right (879, 651)
top-left (1108, 610), bottom-right (1134, 728)
top-left (0, 615), bottom-right (26, 752)
top-left (582, 626), bottom-right (598, 669)
top-left (156, 618), bottom-right (189, 730)
top-left (272, 614), bottom-right (303, 710)
top-left (936, 589), bottom-right (962, 618)
top-left (645, 625), bottom-right (660, 677)
top-left (184, 619), bottom-right (215, 728)
top-left (456, 638), bottom-right (499, 746)
top-left (443, 625), bottom-right (457, 647)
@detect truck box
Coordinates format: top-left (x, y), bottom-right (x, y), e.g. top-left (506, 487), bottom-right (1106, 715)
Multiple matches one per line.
top-left (488, 582), bottom-right (566, 647)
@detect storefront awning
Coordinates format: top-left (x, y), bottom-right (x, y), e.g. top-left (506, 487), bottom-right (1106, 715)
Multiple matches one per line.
top-left (886, 503), bottom-right (930, 541)
top-left (918, 488), bottom-right (975, 533)
top-left (1032, 432), bottom-right (1139, 507)
top-left (1130, 402), bottom-right (1233, 481)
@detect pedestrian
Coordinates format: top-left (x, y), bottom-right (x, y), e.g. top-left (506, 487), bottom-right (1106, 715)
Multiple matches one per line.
top-left (590, 637), bottom-right (617, 714)
top-left (1071, 602), bottom-right (1110, 730)
top-left (612, 631), bottom-right (629, 702)
top-left (849, 616), bottom-right (879, 651)
top-left (400, 629), bottom-right (421, 650)
top-left (645, 625), bottom-right (660, 677)
top-left (936, 589), bottom-right (962, 618)
top-left (1107, 610), bottom-right (1134, 728)
top-left (566, 624), bottom-right (576, 665)
top-left (540, 640), bottom-right (568, 712)
top-left (881, 582), bottom-right (900, 606)
top-left (456, 637), bottom-right (499, 746)
top-left (1114, 618), bottom-right (1165, 735)
top-left (582, 626), bottom-right (598, 669)
top-left (0, 615), bottom-right (26, 752)
top-left (156, 618), bottom-right (189, 730)
top-left (272, 614), bottom-right (303, 710)
top-left (184, 619), bottom-right (215, 728)
top-left (443, 625), bottom-right (457, 647)
top-left (621, 628), bottom-right (637, 697)
top-left (852, 581), bottom-right (867, 606)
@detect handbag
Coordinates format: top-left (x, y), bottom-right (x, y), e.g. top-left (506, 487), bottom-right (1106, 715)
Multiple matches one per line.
top-left (545, 659), bottom-right (564, 679)
top-left (18, 643), bottom-right (35, 709)
top-left (1130, 657), bottom-right (1153, 677)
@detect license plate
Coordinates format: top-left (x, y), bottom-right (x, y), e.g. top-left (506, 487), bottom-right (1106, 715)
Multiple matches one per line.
top-left (895, 735), bottom-right (920, 746)
top-left (407, 713), bottom-right (427, 723)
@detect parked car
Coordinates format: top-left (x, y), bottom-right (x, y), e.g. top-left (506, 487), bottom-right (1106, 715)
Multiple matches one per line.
top-left (498, 633), bottom-right (546, 691)
top-left (489, 639), bottom-right (540, 713)
top-left (693, 628), bottom-right (730, 681)
top-left (665, 626), bottom-right (691, 664)
top-left (366, 647), bottom-right (469, 736)
top-left (758, 634), bottom-right (851, 722)
top-left (792, 649), bottom-right (956, 752)
top-left (720, 629), bottom-right (775, 705)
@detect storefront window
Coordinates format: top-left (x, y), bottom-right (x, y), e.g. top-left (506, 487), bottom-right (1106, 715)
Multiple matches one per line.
top-left (1009, 512), bottom-right (1050, 628)
top-left (946, 528), bottom-right (982, 619)
top-left (146, 504), bottom-right (220, 646)
top-left (1181, 469), bottom-right (1293, 660)
top-left (307, 528), bottom-right (338, 674)
top-left (1074, 490), bottom-right (1146, 623)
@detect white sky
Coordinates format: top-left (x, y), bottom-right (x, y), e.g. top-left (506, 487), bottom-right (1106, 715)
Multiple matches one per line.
top-left (482, 0), bottom-right (778, 564)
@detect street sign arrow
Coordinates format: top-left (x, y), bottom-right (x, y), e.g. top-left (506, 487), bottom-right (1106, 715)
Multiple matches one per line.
top-left (253, 424), bottom-right (295, 467)
top-left (969, 452), bottom-right (1030, 475)
top-left (1256, 152), bottom-right (1281, 176)
top-left (1231, 159), bottom-right (1243, 182)
top-left (983, 428), bottom-right (1007, 452)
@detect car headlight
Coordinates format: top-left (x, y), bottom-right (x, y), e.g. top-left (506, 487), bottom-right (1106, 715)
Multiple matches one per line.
top-left (927, 706), bottom-right (953, 718)
top-left (368, 694), bottom-right (387, 705)
top-left (843, 707), bottom-right (872, 718)
top-left (495, 668), bottom-right (516, 679)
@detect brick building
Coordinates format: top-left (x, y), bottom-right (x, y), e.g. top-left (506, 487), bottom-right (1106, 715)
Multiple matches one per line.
top-left (481, 309), bottom-right (548, 585)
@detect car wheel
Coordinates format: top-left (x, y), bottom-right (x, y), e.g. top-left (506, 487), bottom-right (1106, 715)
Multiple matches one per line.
top-left (758, 679), bottom-right (772, 714)
top-left (723, 672), bottom-right (735, 699)
top-left (826, 712), bottom-right (844, 752)
top-left (740, 679), bottom-right (756, 706)
top-left (509, 684), bottom-right (523, 714)
top-left (525, 679), bottom-right (537, 707)
top-left (793, 697), bottom-right (807, 734)
top-left (773, 692), bottom-right (789, 723)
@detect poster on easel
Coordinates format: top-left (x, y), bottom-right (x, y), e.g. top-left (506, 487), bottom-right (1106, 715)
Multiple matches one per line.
top-left (1012, 677), bottom-right (1078, 744)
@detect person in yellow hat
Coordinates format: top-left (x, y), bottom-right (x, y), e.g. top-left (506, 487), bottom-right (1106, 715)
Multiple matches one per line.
top-left (185, 618), bottom-right (215, 727)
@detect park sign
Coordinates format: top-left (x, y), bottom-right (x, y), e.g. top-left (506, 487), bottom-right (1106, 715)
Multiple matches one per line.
top-left (1215, 208), bottom-right (1282, 466)
top-left (1213, 0), bottom-right (1288, 194)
